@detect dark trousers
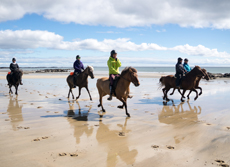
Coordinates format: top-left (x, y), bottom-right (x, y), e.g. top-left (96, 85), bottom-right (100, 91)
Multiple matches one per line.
top-left (175, 73), bottom-right (183, 87)
top-left (109, 74), bottom-right (120, 86)
top-left (73, 72), bottom-right (80, 85)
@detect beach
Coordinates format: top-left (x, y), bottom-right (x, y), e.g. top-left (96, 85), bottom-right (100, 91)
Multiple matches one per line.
top-left (0, 72), bottom-right (230, 167)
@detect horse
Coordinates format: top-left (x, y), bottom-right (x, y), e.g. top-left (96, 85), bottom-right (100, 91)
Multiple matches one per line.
top-left (96, 67), bottom-right (140, 117)
top-left (66, 66), bottom-right (94, 100)
top-left (159, 66), bottom-right (205, 102)
top-left (6, 70), bottom-right (23, 95)
top-left (169, 69), bottom-right (210, 99)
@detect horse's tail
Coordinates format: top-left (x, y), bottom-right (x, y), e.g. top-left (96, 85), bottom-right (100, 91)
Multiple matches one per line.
top-left (158, 76), bottom-right (166, 89)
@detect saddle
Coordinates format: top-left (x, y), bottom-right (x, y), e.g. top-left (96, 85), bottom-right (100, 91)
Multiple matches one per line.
top-left (111, 76), bottom-right (120, 96)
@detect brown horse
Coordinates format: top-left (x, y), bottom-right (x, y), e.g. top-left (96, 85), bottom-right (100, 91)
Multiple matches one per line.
top-left (169, 69), bottom-right (210, 99)
top-left (96, 67), bottom-right (140, 117)
top-left (66, 66), bottom-right (94, 100)
top-left (159, 66), bottom-right (205, 102)
top-left (6, 70), bottom-right (23, 95)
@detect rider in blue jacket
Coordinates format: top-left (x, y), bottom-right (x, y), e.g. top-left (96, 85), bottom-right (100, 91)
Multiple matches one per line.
top-left (73, 55), bottom-right (84, 88)
top-left (183, 58), bottom-right (191, 73)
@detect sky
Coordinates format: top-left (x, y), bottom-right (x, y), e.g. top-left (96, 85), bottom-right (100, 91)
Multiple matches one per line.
top-left (0, 0), bottom-right (230, 67)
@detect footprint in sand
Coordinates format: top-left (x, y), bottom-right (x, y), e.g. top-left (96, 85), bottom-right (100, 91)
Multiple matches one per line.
top-left (37, 106), bottom-right (43, 109)
top-left (46, 111), bottom-right (50, 113)
top-left (145, 111), bottom-right (150, 113)
top-left (151, 145), bottom-right (159, 148)
top-left (59, 153), bottom-right (67, 156)
top-left (167, 145), bottom-right (175, 149)
top-left (206, 123), bottom-right (212, 125)
top-left (42, 136), bottom-right (49, 139)
top-left (33, 138), bottom-right (40, 141)
top-left (2, 112), bottom-right (6, 114)
top-left (54, 112), bottom-right (59, 113)
top-left (94, 125), bottom-right (99, 127)
top-left (70, 153), bottom-right (78, 157)
top-left (24, 127), bottom-right (30, 129)
top-left (5, 119), bottom-right (10, 121)
top-left (119, 132), bottom-right (125, 136)
top-left (226, 127), bottom-right (230, 130)
top-left (215, 160), bottom-right (229, 167)
top-left (17, 126), bottom-right (23, 129)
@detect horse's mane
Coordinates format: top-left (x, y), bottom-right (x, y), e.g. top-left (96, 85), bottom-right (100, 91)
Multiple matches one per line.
top-left (87, 66), bottom-right (94, 71)
top-left (121, 67), bottom-right (137, 76)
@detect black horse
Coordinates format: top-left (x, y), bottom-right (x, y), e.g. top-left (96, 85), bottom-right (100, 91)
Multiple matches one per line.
top-left (6, 70), bottom-right (23, 95)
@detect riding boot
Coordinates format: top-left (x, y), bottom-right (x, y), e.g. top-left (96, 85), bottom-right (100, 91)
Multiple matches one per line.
top-left (107, 86), bottom-right (113, 101)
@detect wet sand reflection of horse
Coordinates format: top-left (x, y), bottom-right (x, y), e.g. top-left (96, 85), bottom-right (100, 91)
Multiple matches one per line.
top-left (66, 101), bottom-right (94, 144)
top-left (96, 118), bottom-right (138, 167)
top-left (7, 96), bottom-right (24, 131)
top-left (158, 101), bottom-right (202, 144)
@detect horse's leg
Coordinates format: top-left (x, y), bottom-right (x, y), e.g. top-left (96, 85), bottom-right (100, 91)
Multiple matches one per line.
top-left (70, 88), bottom-right (74, 99)
top-left (180, 89), bottom-right (186, 102)
top-left (76, 87), bottom-right (82, 100)
top-left (9, 85), bottom-right (12, 94)
top-left (177, 89), bottom-right (185, 98)
top-left (118, 97), bottom-right (130, 117)
top-left (193, 88), bottom-right (199, 101)
top-left (67, 88), bottom-right (71, 98)
top-left (98, 94), bottom-right (105, 112)
top-left (85, 87), bottom-right (92, 101)
top-left (118, 96), bottom-right (127, 109)
top-left (187, 90), bottom-right (192, 99)
top-left (165, 88), bottom-right (170, 101)
top-left (197, 87), bottom-right (202, 96)
top-left (15, 85), bottom-right (18, 95)
top-left (170, 88), bottom-right (176, 95)
top-left (162, 88), bottom-right (166, 100)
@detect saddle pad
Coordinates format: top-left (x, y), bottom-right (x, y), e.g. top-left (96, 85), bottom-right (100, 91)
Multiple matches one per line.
top-left (70, 72), bottom-right (74, 75)
top-left (8, 72), bottom-right (11, 75)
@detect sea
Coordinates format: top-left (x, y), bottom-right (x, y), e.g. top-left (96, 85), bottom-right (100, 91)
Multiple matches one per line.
top-left (0, 66), bottom-right (229, 74)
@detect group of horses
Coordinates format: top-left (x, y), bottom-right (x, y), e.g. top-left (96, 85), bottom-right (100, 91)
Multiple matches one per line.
top-left (6, 65), bottom-right (209, 117)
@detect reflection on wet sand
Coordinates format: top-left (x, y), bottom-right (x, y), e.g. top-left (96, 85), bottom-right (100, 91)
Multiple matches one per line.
top-left (66, 101), bottom-right (94, 144)
top-left (7, 96), bottom-right (23, 130)
top-left (158, 101), bottom-right (202, 144)
top-left (96, 118), bottom-right (138, 167)
top-left (159, 101), bottom-right (201, 126)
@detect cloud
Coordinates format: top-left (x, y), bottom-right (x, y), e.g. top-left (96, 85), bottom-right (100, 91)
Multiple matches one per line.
top-left (0, 0), bottom-right (230, 29)
top-left (97, 31), bottom-right (121, 34)
top-left (156, 29), bottom-right (166, 33)
top-left (0, 30), bottom-right (229, 59)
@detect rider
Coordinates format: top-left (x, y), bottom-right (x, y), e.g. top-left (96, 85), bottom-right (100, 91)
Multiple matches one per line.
top-left (107, 50), bottom-right (121, 100)
top-left (9, 58), bottom-right (23, 85)
top-left (183, 58), bottom-right (191, 73)
top-left (73, 55), bottom-right (84, 88)
top-left (175, 57), bottom-right (186, 88)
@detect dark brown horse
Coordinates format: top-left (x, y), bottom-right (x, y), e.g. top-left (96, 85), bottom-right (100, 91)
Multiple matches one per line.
top-left (159, 66), bottom-right (205, 102)
top-left (96, 67), bottom-right (140, 117)
top-left (169, 69), bottom-right (210, 99)
top-left (6, 70), bottom-right (23, 95)
top-left (66, 66), bottom-right (94, 100)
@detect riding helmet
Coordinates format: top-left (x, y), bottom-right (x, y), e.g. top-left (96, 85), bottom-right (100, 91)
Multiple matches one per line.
top-left (76, 55), bottom-right (81, 59)
top-left (177, 57), bottom-right (183, 61)
top-left (184, 58), bottom-right (188, 61)
top-left (110, 50), bottom-right (117, 57)
top-left (12, 58), bottom-right (16, 62)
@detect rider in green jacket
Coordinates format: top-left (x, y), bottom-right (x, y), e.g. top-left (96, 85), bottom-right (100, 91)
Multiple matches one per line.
top-left (107, 50), bottom-right (121, 100)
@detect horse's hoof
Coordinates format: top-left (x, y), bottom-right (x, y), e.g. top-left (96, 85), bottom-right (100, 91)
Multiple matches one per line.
top-left (128, 95), bottom-right (133, 99)
top-left (102, 109), bottom-right (106, 112)
top-left (166, 98), bottom-right (170, 102)
top-left (90, 98), bottom-right (92, 101)
top-left (98, 104), bottom-right (101, 107)
top-left (126, 113), bottom-right (130, 117)
top-left (182, 96), bottom-right (185, 98)
top-left (170, 93), bottom-right (173, 95)
top-left (117, 105), bottom-right (123, 109)
top-left (199, 93), bottom-right (202, 96)
top-left (181, 99), bottom-right (185, 102)
top-left (194, 97), bottom-right (198, 101)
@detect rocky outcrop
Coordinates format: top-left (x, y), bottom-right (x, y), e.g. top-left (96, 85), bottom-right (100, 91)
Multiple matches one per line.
top-left (207, 72), bottom-right (230, 79)
top-left (35, 69), bottom-right (70, 73)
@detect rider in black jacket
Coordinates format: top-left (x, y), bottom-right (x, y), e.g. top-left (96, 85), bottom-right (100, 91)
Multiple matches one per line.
top-left (175, 57), bottom-right (186, 88)
top-left (9, 58), bottom-right (23, 85)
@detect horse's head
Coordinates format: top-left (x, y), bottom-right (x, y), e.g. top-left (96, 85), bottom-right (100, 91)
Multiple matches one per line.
top-left (192, 66), bottom-right (205, 77)
top-left (201, 69), bottom-right (210, 81)
top-left (86, 66), bottom-right (94, 79)
top-left (122, 67), bottom-right (140, 87)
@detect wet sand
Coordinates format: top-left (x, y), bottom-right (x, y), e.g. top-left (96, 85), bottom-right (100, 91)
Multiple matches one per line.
top-left (0, 73), bottom-right (230, 167)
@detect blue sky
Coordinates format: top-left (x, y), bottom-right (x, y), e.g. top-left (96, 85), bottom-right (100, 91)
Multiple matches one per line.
top-left (0, 0), bottom-right (230, 67)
